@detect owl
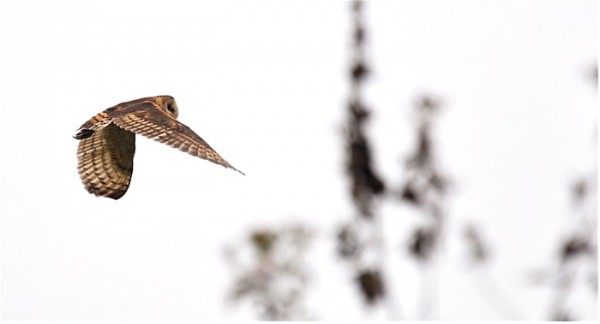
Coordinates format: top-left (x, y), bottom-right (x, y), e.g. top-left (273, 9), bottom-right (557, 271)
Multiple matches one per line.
top-left (73, 95), bottom-right (244, 199)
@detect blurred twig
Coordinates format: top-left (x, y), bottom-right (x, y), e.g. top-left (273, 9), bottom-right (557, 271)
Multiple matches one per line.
top-left (398, 95), bottom-right (449, 319)
top-left (463, 223), bottom-right (527, 319)
top-left (529, 62), bottom-right (598, 321)
top-left (345, 0), bottom-right (385, 219)
top-left (337, 1), bottom-right (398, 318)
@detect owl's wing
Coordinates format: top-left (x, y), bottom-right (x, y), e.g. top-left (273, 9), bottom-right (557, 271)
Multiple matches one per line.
top-left (77, 123), bottom-right (136, 199)
top-left (112, 104), bottom-right (244, 175)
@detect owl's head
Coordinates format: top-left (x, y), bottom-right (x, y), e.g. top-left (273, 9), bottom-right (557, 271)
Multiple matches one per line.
top-left (161, 96), bottom-right (179, 119)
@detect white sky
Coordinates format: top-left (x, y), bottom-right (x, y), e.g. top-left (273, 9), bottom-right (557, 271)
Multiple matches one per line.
top-left (0, 0), bottom-right (597, 320)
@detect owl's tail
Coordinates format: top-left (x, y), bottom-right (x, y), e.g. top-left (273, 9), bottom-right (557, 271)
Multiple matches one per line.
top-left (73, 128), bottom-right (94, 140)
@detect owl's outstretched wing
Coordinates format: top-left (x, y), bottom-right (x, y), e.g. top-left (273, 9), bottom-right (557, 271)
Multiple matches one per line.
top-left (112, 104), bottom-right (244, 175)
top-left (76, 123), bottom-right (135, 200)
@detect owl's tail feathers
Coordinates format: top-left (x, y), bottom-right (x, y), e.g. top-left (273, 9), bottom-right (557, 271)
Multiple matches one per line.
top-left (73, 128), bottom-right (94, 140)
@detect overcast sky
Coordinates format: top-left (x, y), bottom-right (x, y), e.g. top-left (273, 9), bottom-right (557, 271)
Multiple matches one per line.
top-left (0, 0), bottom-right (597, 320)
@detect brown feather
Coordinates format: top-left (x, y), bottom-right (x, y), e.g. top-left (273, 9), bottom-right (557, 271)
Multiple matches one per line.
top-left (112, 103), bottom-right (244, 175)
top-left (76, 123), bottom-right (135, 199)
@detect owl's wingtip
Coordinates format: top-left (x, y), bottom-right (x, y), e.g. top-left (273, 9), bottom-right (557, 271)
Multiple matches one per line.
top-left (228, 165), bottom-right (245, 176)
top-left (224, 161), bottom-right (245, 176)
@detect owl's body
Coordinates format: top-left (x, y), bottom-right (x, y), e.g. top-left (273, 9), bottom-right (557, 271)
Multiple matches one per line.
top-left (74, 95), bottom-right (242, 199)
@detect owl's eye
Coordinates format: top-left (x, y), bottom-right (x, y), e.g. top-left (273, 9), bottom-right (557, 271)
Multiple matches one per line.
top-left (167, 105), bottom-right (176, 114)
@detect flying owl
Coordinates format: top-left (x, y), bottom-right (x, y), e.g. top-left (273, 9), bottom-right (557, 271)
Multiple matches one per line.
top-left (73, 95), bottom-right (244, 199)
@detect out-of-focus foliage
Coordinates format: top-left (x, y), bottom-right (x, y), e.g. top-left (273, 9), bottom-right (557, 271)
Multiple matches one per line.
top-left (355, 269), bottom-right (386, 305)
top-left (337, 0), bottom-right (390, 312)
top-left (345, 0), bottom-right (385, 219)
top-left (222, 4), bottom-right (596, 321)
top-left (529, 62), bottom-right (597, 321)
top-left (400, 96), bottom-right (450, 268)
top-left (463, 224), bottom-right (490, 265)
top-left (224, 223), bottom-right (314, 320)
